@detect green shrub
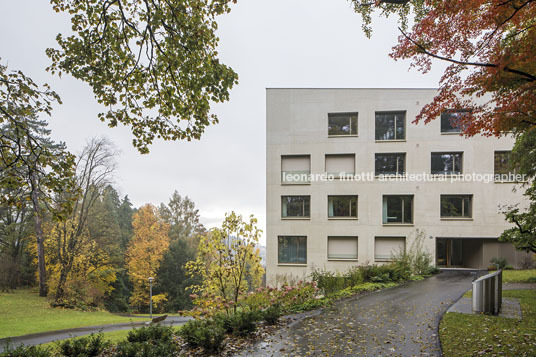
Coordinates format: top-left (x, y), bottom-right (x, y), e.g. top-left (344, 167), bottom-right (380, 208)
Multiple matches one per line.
top-left (0, 344), bottom-right (51, 357)
top-left (310, 269), bottom-right (346, 295)
top-left (114, 340), bottom-right (178, 357)
top-left (125, 324), bottom-right (174, 344)
top-left (490, 257), bottom-right (508, 269)
top-left (387, 259), bottom-right (412, 281)
top-left (344, 267), bottom-right (364, 286)
top-left (261, 304), bottom-right (281, 325)
top-left (217, 310), bottom-right (260, 336)
top-left (179, 318), bottom-right (226, 352)
top-left (58, 333), bottom-right (110, 357)
top-left (361, 265), bottom-right (391, 283)
top-left (114, 325), bottom-right (178, 357)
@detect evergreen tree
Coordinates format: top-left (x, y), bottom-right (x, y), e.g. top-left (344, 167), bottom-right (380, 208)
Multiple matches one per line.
top-left (117, 195), bottom-right (134, 251)
top-left (156, 191), bottom-right (206, 311)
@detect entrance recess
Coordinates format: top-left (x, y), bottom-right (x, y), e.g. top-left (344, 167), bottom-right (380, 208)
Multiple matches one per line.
top-left (436, 238), bottom-right (463, 267)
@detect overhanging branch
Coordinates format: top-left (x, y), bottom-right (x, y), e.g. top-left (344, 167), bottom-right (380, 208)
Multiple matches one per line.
top-left (398, 27), bottom-right (536, 82)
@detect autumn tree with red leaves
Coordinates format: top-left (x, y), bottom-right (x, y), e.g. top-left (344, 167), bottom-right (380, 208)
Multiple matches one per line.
top-left (353, 0), bottom-right (535, 136)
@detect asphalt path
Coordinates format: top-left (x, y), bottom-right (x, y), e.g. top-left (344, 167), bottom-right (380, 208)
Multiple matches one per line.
top-left (239, 271), bottom-right (475, 356)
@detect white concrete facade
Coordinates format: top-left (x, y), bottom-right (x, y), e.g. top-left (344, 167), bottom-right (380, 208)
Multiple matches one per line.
top-left (266, 88), bottom-right (528, 286)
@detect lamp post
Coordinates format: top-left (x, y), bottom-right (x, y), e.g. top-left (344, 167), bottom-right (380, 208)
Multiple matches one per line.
top-left (148, 277), bottom-right (154, 319)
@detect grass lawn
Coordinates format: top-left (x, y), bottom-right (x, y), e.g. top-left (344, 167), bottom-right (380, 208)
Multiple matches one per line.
top-left (0, 289), bottom-right (150, 339)
top-left (503, 269), bottom-right (536, 283)
top-left (440, 289), bottom-right (536, 357)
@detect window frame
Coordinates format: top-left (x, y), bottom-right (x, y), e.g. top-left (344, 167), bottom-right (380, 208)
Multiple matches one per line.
top-left (328, 112), bottom-right (358, 137)
top-left (374, 236), bottom-right (406, 262)
top-left (440, 194), bottom-right (473, 219)
top-left (327, 236), bottom-right (359, 261)
top-left (325, 153), bottom-right (356, 178)
top-left (327, 195), bottom-right (358, 219)
top-left (281, 154), bottom-right (311, 185)
top-left (440, 109), bottom-right (471, 134)
top-left (431, 152), bottom-right (463, 175)
top-left (277, 236), bottom-right (307, 265)
top-left (281, 195), bottom-right (311, 219)
top-left (493, 150), bottom-right (523, 182)
top-left (375, 152), bottom-right (406, 176)
top-left (382, 195), bottom-right (414, 225)
top-left (375, 111), bottom-right (406, 141)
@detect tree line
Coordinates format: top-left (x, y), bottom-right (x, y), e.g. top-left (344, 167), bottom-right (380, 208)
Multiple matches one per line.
top-left (0, 126), bottom-right (208, 313)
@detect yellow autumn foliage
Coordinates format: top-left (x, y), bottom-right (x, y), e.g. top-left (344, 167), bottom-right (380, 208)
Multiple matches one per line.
top-left (126, 204), bottom-right (170, 309)
top-left (44, 220), bottom-right (116, 308)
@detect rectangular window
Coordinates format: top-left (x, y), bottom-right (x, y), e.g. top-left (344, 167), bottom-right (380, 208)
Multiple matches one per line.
top-left (382, 195), bottom-right (413, 224)
top-left (375, 237), bottom-right (405, 261)
top-left (328, 195), bottom-right (358, 218)
top-left (431, 152), bottom-right (463, 175)
top-left (328, 113), bottom-right (358, 136)
top-left (278, 236), bottom-right (307, 264)
top-left (281, 155), bottom-right (310, 184)
top-left (441, 109), bottom-right (470, 133)
top-left (494, 151), bottom-right (521, 182)
top-left (328, 237), bottom-right (358, 260)
top-left (375, 153), bottom-right (406, 175)
top-left (375, 111), bottom-right (406, 140)
top-left (440, 195), bottom-right (472, 218)
top-left (281, 196), bottom-right (310, 218)
top-left (325, 154), bottom-right (355, 177)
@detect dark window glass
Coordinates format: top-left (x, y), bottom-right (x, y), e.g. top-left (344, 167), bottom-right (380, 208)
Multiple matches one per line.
top-left (328, 113), bottom-right (358, 136)
top-left (441, 110), bottom-right (470, 133)
top-left (328, 196), bottom-right (358, 218)
top-left (383, 195), bottom-right (413, 224)
top-left (278, 236), bottom-right (307, 264)
top-left (282, 196), bottom-right (310, 217)
top-left (494, 151), bottom-right (519, 176)
top-left (431, 152), bottom-right (463, 174)
top-left (375, 153), bottom-right (406, 175)
top-left (440, 195), bottom-right (472, 218)
top-left (375, 112), bottom-right (405, 140)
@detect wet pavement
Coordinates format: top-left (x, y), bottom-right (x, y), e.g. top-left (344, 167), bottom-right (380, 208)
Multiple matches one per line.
top-left (238, 271), bottom-right (474, 356)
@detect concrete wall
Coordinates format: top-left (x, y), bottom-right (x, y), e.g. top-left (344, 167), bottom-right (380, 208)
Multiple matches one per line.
top-left (266, 88), bottom-right (527, 285)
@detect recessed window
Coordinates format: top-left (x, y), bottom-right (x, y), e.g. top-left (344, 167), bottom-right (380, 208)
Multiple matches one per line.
top-left (431, 152), bottom-right (463, 175)
top-left (281, 155), bottom-right (310, 184)
top-left (375, 153), bottom-right (406, 175)
top-left (440, 195), bottom-right (472, 218)
top-left (375, 111), bottom-right (406, 141)
top-left (328, 237), bottom-right (358, 260)
top-left (278, 236), bottom-right (307, 264)
top-left (328, 195), bottom-right (358, 218)
top-left (441, 109), bottom-right (470, 133)
top-left (325, 154), bottom-right (355, 177)
top-left (382, 195), bottom-right (413, 224)
top-left (328, 113), bottom-right (358, 136)
top-left (281, 196), bottom-right (310, 218)
top-left (494, 151), bottom-right (520, 181)
top-left (375, 237), bottom-right (405, 261)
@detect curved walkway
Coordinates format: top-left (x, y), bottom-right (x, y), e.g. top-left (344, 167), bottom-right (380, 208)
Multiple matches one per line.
top-left (239, 271), bottom-right (474, 356)
top-left (0, 316), bottom-right (191, 352)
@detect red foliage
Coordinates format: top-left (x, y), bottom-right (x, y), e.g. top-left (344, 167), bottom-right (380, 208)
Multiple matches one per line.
top-left (389, 0), bottom-right (536, 136)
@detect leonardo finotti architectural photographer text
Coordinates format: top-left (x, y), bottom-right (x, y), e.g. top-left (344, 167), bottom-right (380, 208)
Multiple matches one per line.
top-left (282, 172), bottom-right (526, 184)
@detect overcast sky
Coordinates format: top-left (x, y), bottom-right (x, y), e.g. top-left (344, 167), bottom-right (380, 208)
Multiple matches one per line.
top-left (0, 0), bottom-right (447, 244)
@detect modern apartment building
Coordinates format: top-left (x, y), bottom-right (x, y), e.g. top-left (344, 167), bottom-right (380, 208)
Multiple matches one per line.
top-left (266, 88), bottom-right (531, 285)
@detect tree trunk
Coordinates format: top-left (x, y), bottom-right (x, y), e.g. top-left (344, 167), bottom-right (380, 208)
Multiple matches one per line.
top-left (55, 268), bottom-right (67, 303)
top-left (30, 172), bottom-right (47, 297)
